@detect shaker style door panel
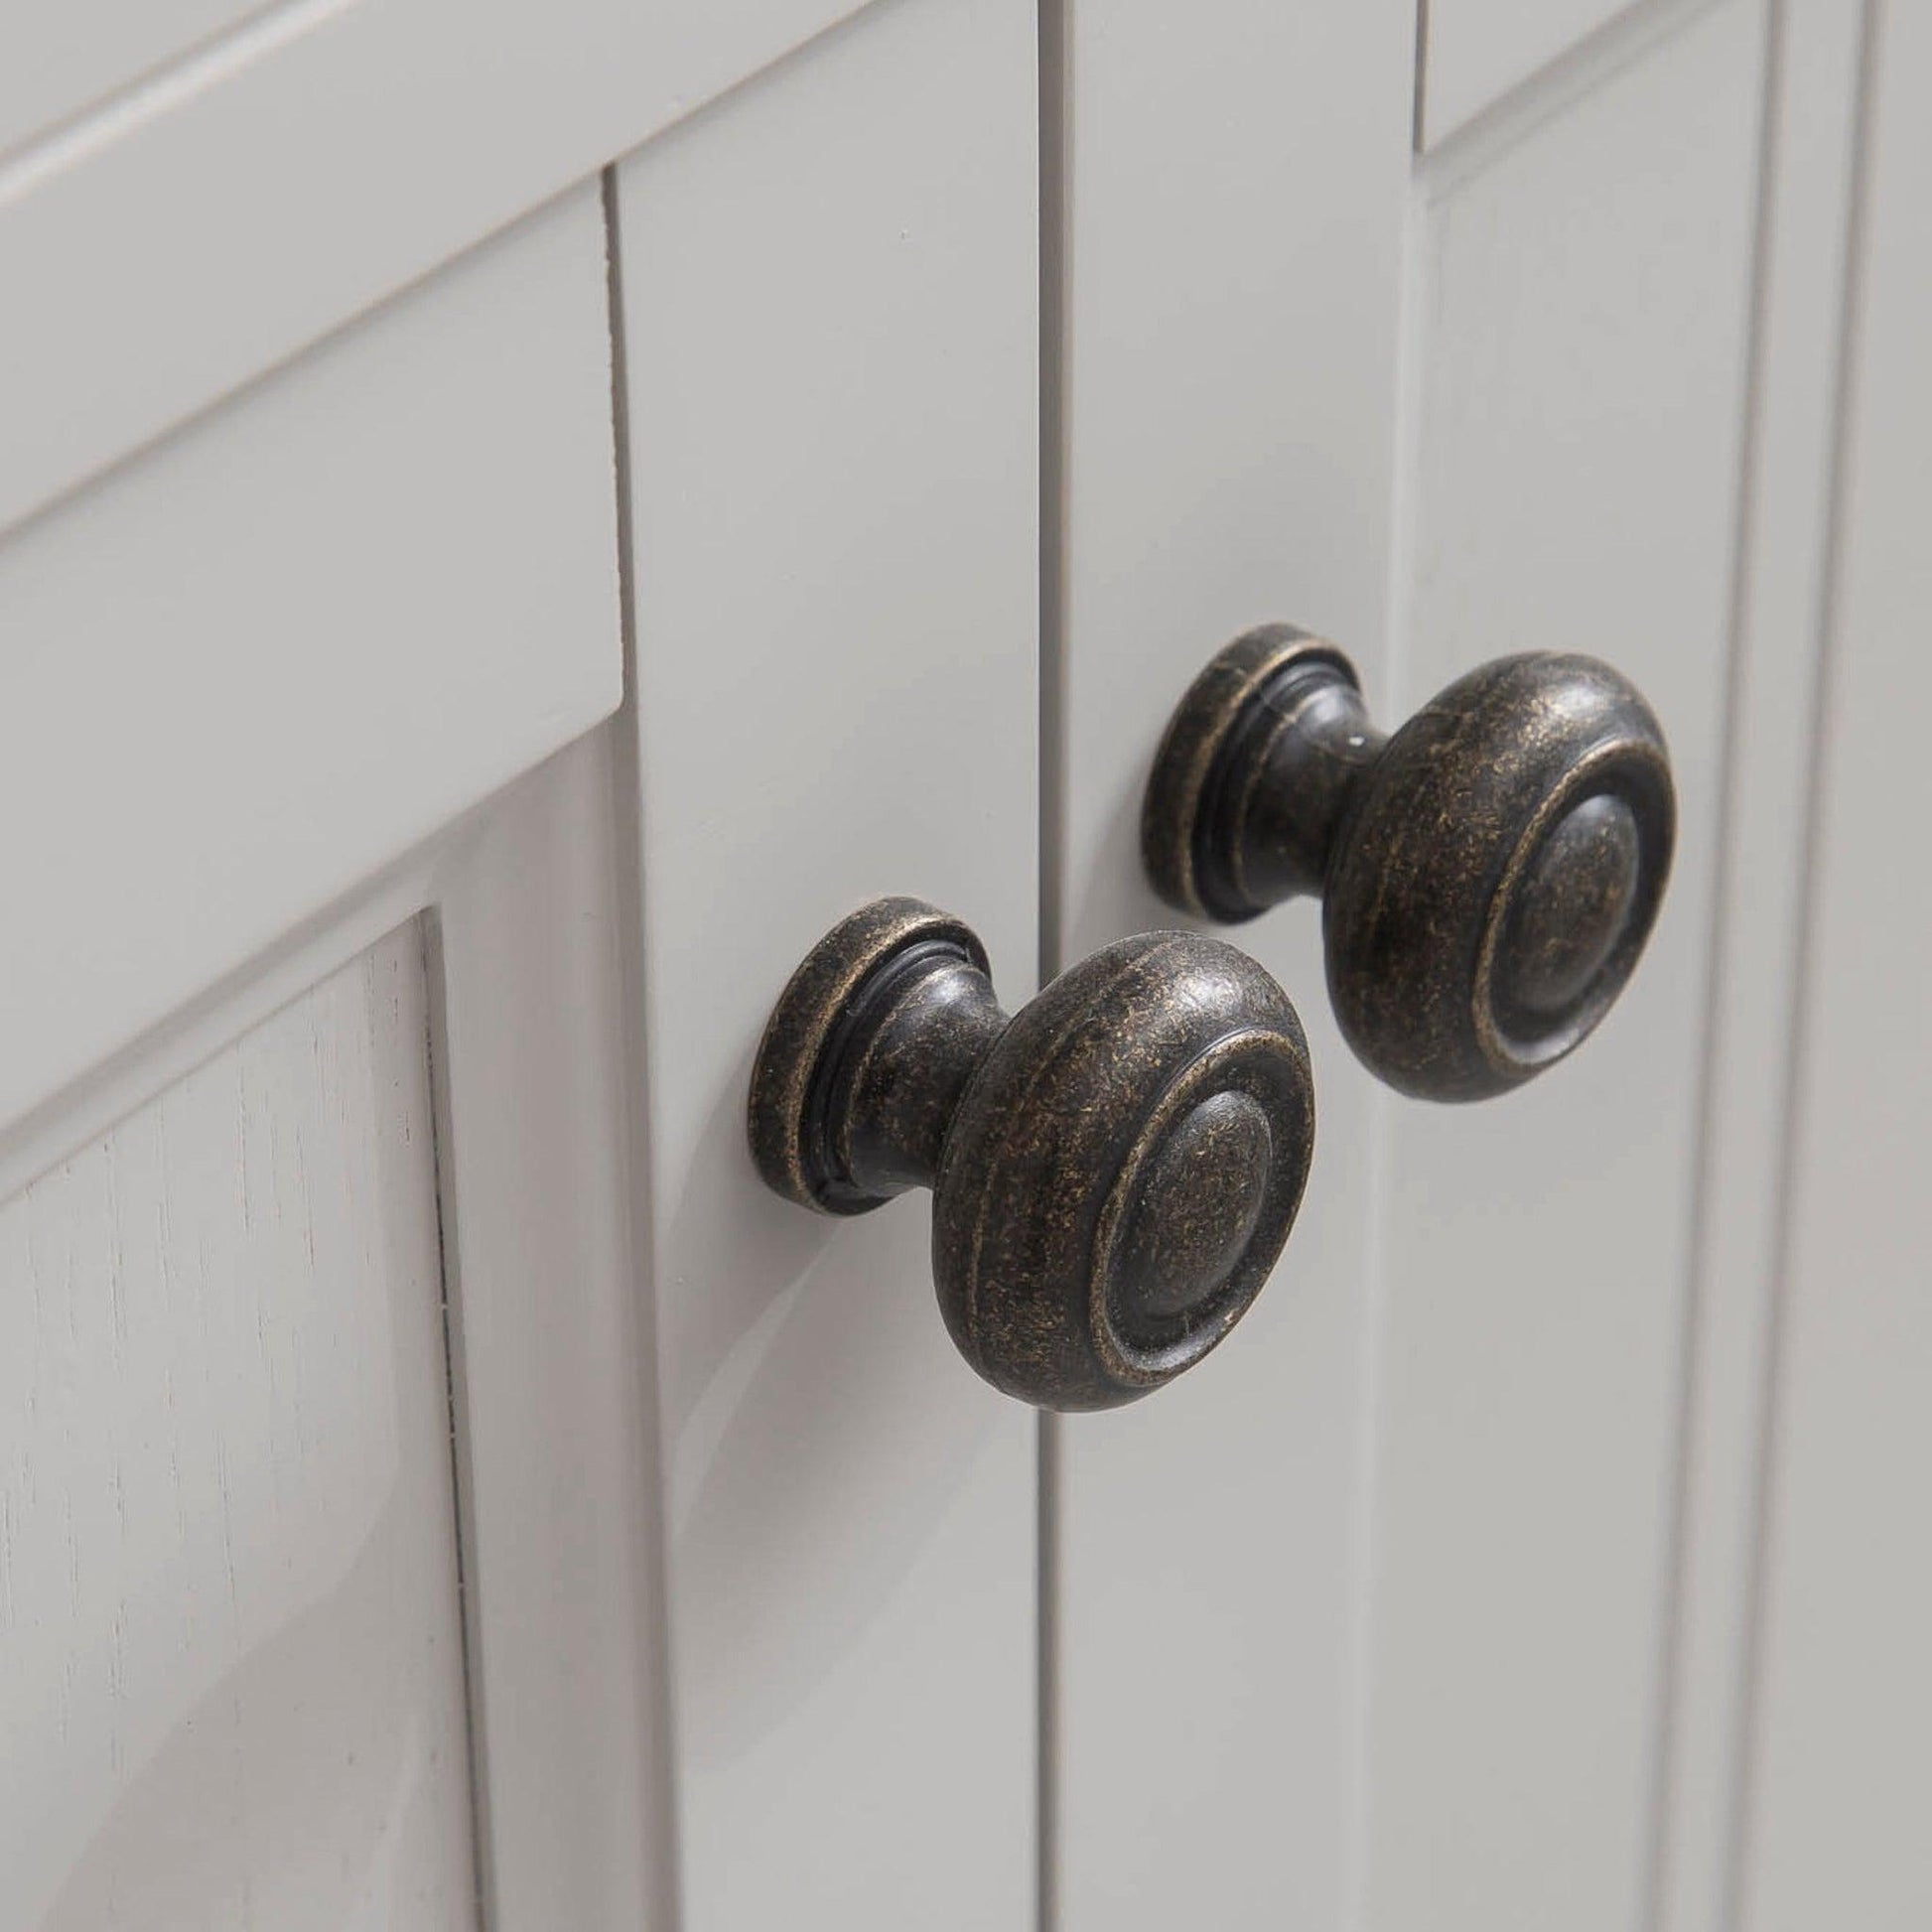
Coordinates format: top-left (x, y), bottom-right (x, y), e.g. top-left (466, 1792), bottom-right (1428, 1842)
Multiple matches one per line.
top-left (1362, 10), bottom-right (1765, 1928)
top-left (0, 179), bottom-right (666, 1929)
top-left (0, 928), bottom-right (476, 1930)
top-left (1044, 3), bottom-right (1416, 1925)
top-left (1049, 0), bottom-right (1872, 1925)
top-left (611, 0), bottom-right (1040, 1920)
top-left (0, 737), bottom-right (674, 1932)
top-left (0, 180), bottom-right (620, 1164)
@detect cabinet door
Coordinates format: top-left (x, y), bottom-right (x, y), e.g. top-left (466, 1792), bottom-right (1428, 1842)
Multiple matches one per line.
top-left (1047, 3), bottom-right (1875, 1928)
top-left (610, 0), bottom-right (1041, 1921)
top-left (0, 183), bottom-right (668, 1928)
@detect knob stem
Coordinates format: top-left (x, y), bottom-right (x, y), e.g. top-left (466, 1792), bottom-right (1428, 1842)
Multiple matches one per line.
top-left (1232, 657), bottom-right (1387, 907)
top-left (1141, 623), bottom-right (1384, 923)
top-left (749, 897), bottom-right (1005, 1215)
top-left (837, 941), bottom-right (1008, 1199)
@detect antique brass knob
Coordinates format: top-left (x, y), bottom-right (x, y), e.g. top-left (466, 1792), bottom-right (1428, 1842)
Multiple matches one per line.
top-left (748, 897), bottom-right (1314, 1410)
top-left (1144, 624), bottom-right (1675, 1101)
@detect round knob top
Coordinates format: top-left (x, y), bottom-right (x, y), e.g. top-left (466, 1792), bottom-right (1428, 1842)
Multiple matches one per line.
top-left (1325, 651), bottom-right (1673, 1099)
top-left (748, 898), bottom-right (1313, 1410)
top-left (1143, 625), bottom-right (1675, 1102)
top-left (932, 928), bottom-right (1312, 1408)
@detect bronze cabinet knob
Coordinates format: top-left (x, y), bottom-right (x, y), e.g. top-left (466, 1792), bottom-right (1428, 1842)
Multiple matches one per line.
top-left (748, 897), bottom-right (1314, 1411)
top-left (1143, 623), bottom-right (1675, 1102)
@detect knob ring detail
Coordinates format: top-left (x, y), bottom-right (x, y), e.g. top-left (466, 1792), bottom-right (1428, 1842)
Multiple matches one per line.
top-left (748, 897), bottom-right (988, 1215)
top-left (1142, 621), bottom-right (1361, 920)
top-left (1146, 625), bottom-right (1677, 1101)
top-left (749, 900), bottom-right (1315, 1410)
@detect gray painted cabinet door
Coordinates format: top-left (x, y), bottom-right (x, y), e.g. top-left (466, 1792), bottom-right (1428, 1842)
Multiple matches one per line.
top-left (3, 0), bottom-right (1923, 1926)
top-left (1049, 4), bottom-right (1926, 1931)
top-left (0, 189), bottom-right (662, 1926)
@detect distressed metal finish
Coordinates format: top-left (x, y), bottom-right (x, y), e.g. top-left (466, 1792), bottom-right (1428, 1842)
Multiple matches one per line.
top-left (1144, 623), bottom-right (1675, 1100)
top-left (749, 897), bottom-right (1315, 1409)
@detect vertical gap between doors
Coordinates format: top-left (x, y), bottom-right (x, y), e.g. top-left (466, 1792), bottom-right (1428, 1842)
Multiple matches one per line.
top-left (1342, 70), bottom-right (1435, 1928)
top-left (598, 160), bottom-right (690, 1932)
top-left (1035, 1), bottom-right (1070, 1927)
top-left (1723, 2), bottom-right (1881, 1923)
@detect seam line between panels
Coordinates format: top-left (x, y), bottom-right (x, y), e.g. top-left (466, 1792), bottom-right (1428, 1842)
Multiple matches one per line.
top-left (599, 162), bottom-right (690, 1932)
top-left (1035, 1), bottom-right (1070, 1926)
top-left (1723, 5), bottom-right (1881, 1925)
top-left (418, 909), bottom-right (497, 1932)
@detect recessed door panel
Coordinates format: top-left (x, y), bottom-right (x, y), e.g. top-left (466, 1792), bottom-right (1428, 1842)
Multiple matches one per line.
top-left (1045, 0), bottom-right (1844, 1926)
top-left (0, 925), bottom-right (476, 1930)
top-left (1362, 13), bottom-right (1764, 1927)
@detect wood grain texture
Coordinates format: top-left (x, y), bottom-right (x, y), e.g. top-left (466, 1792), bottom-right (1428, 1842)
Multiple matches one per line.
top-left (0, 924), bottom-right (476, 1930)
top-left (1045, 3), bottom-right (1416, 1925)
top-left (1739, 6), bottom-right (1932, 1922)
top-left (0, 0), bottom-right (883, 538)
top-left (0, 180), bottom-right (620, 1151)
top-left (1361, 8), bottom-right (1764, 1929)
top-left (613, 0), bottom-right (1039, 1918)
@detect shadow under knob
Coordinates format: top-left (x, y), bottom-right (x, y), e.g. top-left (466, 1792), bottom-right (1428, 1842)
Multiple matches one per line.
top-left (748, 897), bottom-right (1314, 1410)
top-left (1143, 623), bottom-right (1675, 1102)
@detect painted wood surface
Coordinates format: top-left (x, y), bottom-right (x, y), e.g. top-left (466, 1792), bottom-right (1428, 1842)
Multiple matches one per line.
top-left (0, 180), bottom-right (620, 1158)
top-left (1420, 0), bottom-right (1657, 146)
top-left (0, 925), bottom-right (476, 1929)
top-left (1045, 4), bottom-right (1416, 1926)
top-left (1360, 9), bottom-right (1765, 1928)
top-left (1652, 4), bottom-right (1869, 1926)
top-left (612, 0), bottom-right (1040, 1921)
top-left (1045, 1), bottom-right (1853, 1926)
top-left (0, 0), bottom-right (885, 538)
top-left (0, 0), bottom-right (269, 161)
top-left (430, 734), bottom-right (678, 1931)
top-left (1739, 6), bottom-right (1932, 1922)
